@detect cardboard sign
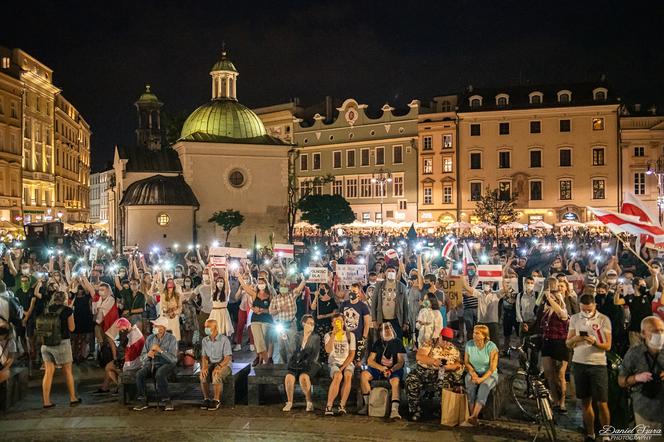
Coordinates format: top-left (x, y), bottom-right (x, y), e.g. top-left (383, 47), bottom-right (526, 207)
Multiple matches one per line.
top-left (209, 256), bottom-right (227, 267)
top-left (477, 265), bottom-right (502, 282)
top-left (89, 247), bottom-right (99, 263)
top-left (274, 244), bottom-right (294, 258)
top-left (336, 264), bottom-right (367, 285)
top-left (209, 247), bottom-right (249, 259)
top-left (440, 276), bottom-right (463, 308)
top-left (307, 267), bottom-right (329, 283)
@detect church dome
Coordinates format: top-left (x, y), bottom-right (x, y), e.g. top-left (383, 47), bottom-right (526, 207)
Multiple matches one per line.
top-left (180, 98), bottom-right (270, 142)
top-left (120, 175), bottom-right (199, 206)
top-left (136, 84), bottom-right (160, 104)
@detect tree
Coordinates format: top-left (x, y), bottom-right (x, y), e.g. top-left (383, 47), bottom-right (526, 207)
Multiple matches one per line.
top-left (286, 149), bottom-right (334, 241)
top-left (208, 209), bottom-right (245, 245)
top-left (298, 194), bottom-right (355, 233)
top-left (473, 186), bottom-right (518, 243)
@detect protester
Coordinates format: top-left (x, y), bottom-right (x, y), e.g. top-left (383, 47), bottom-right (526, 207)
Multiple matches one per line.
top-left (239, 275), bottom-right (274, 366)
top-left (371, 265), bottom-right (409, 339)
top-left (269, 275), bottom-right (306, 363)
top-left (340, 283), bottom-right (371, 367)
top-left (282, 314), bottom-right (320, 412)
top-left (324, 313), bottom-right (356, 416)
top-left (539, 288), bottom-right (570, 413)
top-left (209, 273), bottom-right (234, 337)
top-left (0, 291), bottom-right (17, 384)
top-left (462, 324), bottom-right (499, 427)
top-left (199, 318), bottom-right (233, 411)
top-left (311, 283), bottom-right (337, 362)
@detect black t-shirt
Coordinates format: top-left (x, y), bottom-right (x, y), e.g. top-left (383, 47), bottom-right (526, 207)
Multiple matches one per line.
top-left (371, 338), bottom-right (406, 368)
top-left (48, 305), bottom-right (73, 340)
top-left (625, 292), bottom-right (654, 332)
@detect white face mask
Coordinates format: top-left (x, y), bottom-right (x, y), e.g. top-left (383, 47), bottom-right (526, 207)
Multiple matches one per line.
top-left (21, 268), bottom-right (30, 276)
top-left (581, 311), bottom-right (593, 319)
top-left (203, 277), bottom-right (210, 285)
top-left (483, 285), bottom-right (492, 292)
top-left (216, 282), bottom-right (224, 289)
top-left (257, 283), bottom-right (266, 290)
top-left (648, 332), bottom-right (664, 350)
top-left (526, 284), bottom-right (535, 291)
top-left (386, 272), bottom-right (396, 281)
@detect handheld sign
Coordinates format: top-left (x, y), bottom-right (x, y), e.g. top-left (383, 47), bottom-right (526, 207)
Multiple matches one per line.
top-left (336, 264), bottom-right (367, 285)
top-left (307, 267), bottom-right (329, 284)
top-left (441, 276), bottom-right (463, 308)
top-left (209, 247), bottom-right (249, 259)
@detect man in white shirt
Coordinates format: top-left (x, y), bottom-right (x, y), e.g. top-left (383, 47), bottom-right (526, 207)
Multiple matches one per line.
top-left (566, 293), bottom-right (612, 442)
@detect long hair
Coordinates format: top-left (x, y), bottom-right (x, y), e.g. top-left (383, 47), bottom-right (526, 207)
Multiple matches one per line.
top-left (213, 277), bottom-right (226, 302)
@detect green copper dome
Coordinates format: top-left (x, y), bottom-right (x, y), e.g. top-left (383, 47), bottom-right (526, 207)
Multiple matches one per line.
top-left (211, 51), bottom-right (237, 73)
top-left (136, 85), bottom-right (160, 104)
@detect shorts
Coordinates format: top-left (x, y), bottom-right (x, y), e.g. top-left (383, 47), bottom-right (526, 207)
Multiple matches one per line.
top-left (367, 367), bottom-right (403, 381)
top-left (540, 339), bottom-right (569, 362)
top-left (200, 363), bottom-right (231, 385)
top-left (329, 363), bottom-right (354, 379)
top-left (573, 362), bottom-right (608, 402)
top-left (41, 339), bottom-right (73, 365)
top-left (287, 362), bottom-right (320, 379)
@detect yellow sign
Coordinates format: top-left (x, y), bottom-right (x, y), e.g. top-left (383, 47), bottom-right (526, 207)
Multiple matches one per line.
top-left (440, 276), bottom-right (463, 308)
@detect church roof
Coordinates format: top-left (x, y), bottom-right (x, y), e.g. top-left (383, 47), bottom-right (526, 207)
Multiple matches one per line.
top-left (136, 85), bottom-right (161, 104)
top-left (117, 145), bottom-right (182, 173)
top-left (211, 51), bottom-right (237, 73)
top-left (120, 175), bottom-right (199, 206)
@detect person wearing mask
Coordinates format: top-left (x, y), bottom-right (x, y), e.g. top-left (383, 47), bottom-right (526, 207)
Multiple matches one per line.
top-left (179, 276), bottom-right (198, 348)
top-left (95, 317), bottom-right (145, 394)
top-left (596, 277), bottom-right (626, 354)
top-left (358, 322), bottom-right (406, 419)
top-left (69, 283), bottom-right (94, 364)
top-left (239, 276), bottom-right (274, 366)
top-left (13, 274), bottom-right (33, 361)
top-left (40, 291), bottom-right (80, 408)
top-left (324, 313), bottom-right (356, 416)
top-left (121, 279), bottom-right (146, 326)
top-left (340, 283), bottom-right (371, 367)
top-left (233, 270), bottom-right (254, 352)
top-left (406, 257), bottom-right (424, 347)
top-left (461, 325), bottom-right (499, 427)
top-left (371, 265), bottom-right (409, 340)
top-left (194, 270), bottom-right (213, 335)
top-left (620, 277), bottom-right (654, 348)
top-left (282, 314), bottom-right (320, 413)
top-left (159, 278), bottom-right (182, 342)
top-left (516, 277), bottom-right (539, 334)
top-left (539, 289), bottom-right (570, 413)
top-left (133, 316), bottom-right (178, 411)
top-left (311, 283), bottom-right (338, 363)
top-left (566, 294), bottom-right (612, 442)
top-left (645, 261), bottom-right (664, 297)
top-left (269, 275), bottom-right (306, 363)
top-left (209, 273), bottom-right (234, 338)
top-left (461, 263), bottom-right (480, 343)
top-left (473, 281), bottom-right (501, 347)
top-left (499, 277), bottom-right (518, 355)
top-left (557, 275), bottom-right (579, 316)
top-left (618, 316), bottom-right (664, 430)
top-left (199, 318), bottom-right (233, 411)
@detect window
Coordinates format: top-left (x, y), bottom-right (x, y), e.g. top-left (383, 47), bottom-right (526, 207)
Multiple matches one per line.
top-left (592, 117), bottom-right (605, 131)
top-left (375, 147), bottom-right (384, 165)
top-left (558, 92), bottom-right (571, 103)
top-left (300, 154), bottom-right (308, 171)
top-left (312, 182), bottom-right (323, 195)
top-left (634, 172), bottom-right (646, 195)
top-left (559, 149), bottom-right (572, 167)
top-left (592, 147), bottom-right (605, 166)
top-left (399, 200), bottom-right (407, 210)
top-left (346, 150), bottom-right (356, 167)
top-left (442, 134), bottom-right (453, 149)
top-left (634, 146), bottom-right (645, 157)
top-left (530, 121), bottom-right (541, 133)
top-left (393, 145), bottom-right (403, 164)
top-left (499, 151), bottom-right (511, 169)
top-left (10, 102), bottom-right (17, 119)
top-left (157, 213), bottom-right (170, 226)
top-left (228, 170), bottom-right (245, 188)
top-left (1, 57), bottom-right (9, 69)
top-left (470, 123), bottom-right (481, 136)
top-left (499, 122), bottom-right (510, 135)
top-left (423, 158), bottom-right (433, 174)
top-left (530, 93), bottom-right (542, 104)
top-left (443, 156), bottom-right (453, 173)
top-left (443, 186), bottom-right (452, 204)
top-left (360, 177), bottom-right (372, 198)
top-left (360, 148), bottom-right (370, 166)
top-left (393, 175), bottom-right (404, 197)
top-left (530, 150), bottom-right (542, 168)
top-left (560, 119), bottom-right (571, 132)
top-left (345, 178), bottom-right (358, 198)
top-left (423, 187), bottom-right (432, 205)
top-left (470, 152), bottom-right (482, 169)
top-left (423, 136), bottom-right (433, 151)
top-left (332, 179), bottom-right (343, 195)
top-left (470, 98), bottom-right (481, 108)
top-left (498, 182), bottom-right (511, 200)
top-left (530, 181), bottom-right (542, 200)
top-left (312, 153), bottom-right (321, 170)
top-left (333, 151), bottom-right (342, 169)
top-left (497, 96), bottom-right (508, 107)
top-left (470, 182), bottom-right (482, 201)
top-left (362, 212), bottom-right (371, 222)
top-left (374, 180), bottom-right (386, 198)
top-left (592, 179), bottom-right (605, 199)
top-left (375, 212), bottom-right (382, 222)
top-left (559, 180), bottom-right (572, 200)
top-left (594, 89), bottom-right (607, 101)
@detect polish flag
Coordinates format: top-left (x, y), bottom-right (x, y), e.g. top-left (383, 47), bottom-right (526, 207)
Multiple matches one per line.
top-left (93, 294), bottom-right (119, 332)
top-left (588, 207), bottom-right (664, 243)
top-left (441, 239), bottom-right (456, 259)
top-left (477, 265), bottom-right (503, 282)
top-left (105, 324), bottom-right (145, 371)
top-left (273, 243), bottom-right (294, 258)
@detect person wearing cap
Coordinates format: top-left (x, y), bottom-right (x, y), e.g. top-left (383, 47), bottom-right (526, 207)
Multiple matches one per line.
top-left (371, 264), bottom-right (409, 340)
top-left (406, 327), bottom-right (463, 421)
top-left (133, 316), bottom-right (178, 411)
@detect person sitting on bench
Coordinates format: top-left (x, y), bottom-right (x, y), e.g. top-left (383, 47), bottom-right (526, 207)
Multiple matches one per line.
top-left (324, 313), bottom-right (356, 416)
top-left (199, 318), bottom-right (232, 411)
top-left (282, 314), bottom-right (320, 413)
top-left (133, 316), bottom-right (177, 411)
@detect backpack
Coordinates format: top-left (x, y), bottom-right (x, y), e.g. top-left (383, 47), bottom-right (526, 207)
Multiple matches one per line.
top-left (35, 306), bottom-right (65, 346)
top-left (0, 291), bottom-right (24, 329)
top-left (368, 386), bottom-right (389, 417)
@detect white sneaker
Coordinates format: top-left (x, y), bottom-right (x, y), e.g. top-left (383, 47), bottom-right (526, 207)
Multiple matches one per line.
top-left (390, 407), bottom-right (401, 419)
top-left (306, 401), bottom-right (314, 412)
top-left (282, 402), bottom-right (292, 412)
top-left (249, 344), bottom-right (255, 352)
top-left (233, 344), bottom-right (242, 351)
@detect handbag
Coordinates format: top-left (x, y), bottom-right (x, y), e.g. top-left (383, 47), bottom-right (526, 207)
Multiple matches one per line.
top-left (441, 387), bottom-right (469, 427)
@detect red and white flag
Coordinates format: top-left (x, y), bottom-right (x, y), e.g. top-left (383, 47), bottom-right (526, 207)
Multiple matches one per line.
top-left (93, 294), bottom-right (119, 333)
top-left (441, 239), bottom-right (456, 259)
top-left (105, 324), bottom-right (145, 371)
top-left (477, 265), bottom-right (503, 282)
top-left (588, 207), bottom-right (664, 244)
top-left (462, 242), bottom-right (475, 274)
top-left (273, 243), bottom-right (294, 258)
top-left (621, 192), bottom-right (662, 248)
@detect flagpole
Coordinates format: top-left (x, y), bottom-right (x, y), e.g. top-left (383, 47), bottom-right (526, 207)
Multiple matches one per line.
top-left (612, 233), bottom-right (652, 270)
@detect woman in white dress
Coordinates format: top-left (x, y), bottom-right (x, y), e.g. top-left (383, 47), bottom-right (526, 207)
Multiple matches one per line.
top-left (208, 269), bottom-right (234, 337)
top-left (159, 278), bottom-right (182, 341)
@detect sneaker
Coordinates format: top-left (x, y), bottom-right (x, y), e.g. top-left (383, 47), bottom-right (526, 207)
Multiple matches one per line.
top-left (200, 399), bottom-right (210, 410)
top-left (324, 406), bottom-right (334, 416)
top-left (357, 403), bottom-right (368, 415)
top-left (390, 408), bottom-right (401, 420)
top-left (233, 344), bottom-right (242, 352)
top-left (207, 400), bottom-right (220, 411)
top-left (306, 402), bottom-right (314, 412)
top-left (164, 400), bottom-right (174, 411)
top-left (282, 402), bottom-right (293, 412)
top-left (337, 405), bottom-right (347, 415)
top-left (410, 412), bottom-right (421, 422)
top-left (133, 403), bottom-right (149, 411)
top-left (249, 344), bottom-right (255, 352)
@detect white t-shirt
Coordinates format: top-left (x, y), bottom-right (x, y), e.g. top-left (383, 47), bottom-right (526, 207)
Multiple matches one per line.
top-left (569, 311), bottom-right (612, 365)
top-left (324, 331), bottom-right (356, 366)
top-left (194, 284), bottom-right (213, 313)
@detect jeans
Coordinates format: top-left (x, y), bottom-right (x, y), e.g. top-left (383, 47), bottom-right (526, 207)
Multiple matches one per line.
top-left (465, 371), bottom-right (498, 407)
top-left (463, 308), bottom-right (477, 339)
top-left (136, 362), bottom-right (176, 401)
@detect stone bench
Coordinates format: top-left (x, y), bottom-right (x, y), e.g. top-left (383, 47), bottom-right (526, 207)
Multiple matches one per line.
top-left (0, 367), bottom-right (29, 413)
top-left (119, 362), bottom-right (250, 407)
top-left (478, 375), bottom-right (507, 420)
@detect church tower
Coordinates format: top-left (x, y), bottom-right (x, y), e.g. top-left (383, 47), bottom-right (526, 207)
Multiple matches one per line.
top-left (210, 49), bottom-right (238, 101)
top-left (134, 84), bottom-right (163, 150)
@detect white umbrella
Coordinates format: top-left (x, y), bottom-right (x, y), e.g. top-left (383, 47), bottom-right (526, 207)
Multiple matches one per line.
top-left (381, 220), bottom-right (401, 230)
top-left (584, 220), bottom-right (605, 228)
top-left (555, 220), bottom-right (584, 228)
top-left (293, 221), bottom-right (312, 229)
top-left (530, 220), bottom-right (553, 230)
top-left (415, 221), bottom-right (440, 229)
top-left (447, 221), bottom-right (472, 229)
top-left (501, 221), bottom-right (526, 230)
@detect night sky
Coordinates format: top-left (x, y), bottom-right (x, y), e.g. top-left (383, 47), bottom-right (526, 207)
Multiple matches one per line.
top-left (3, 0), bottom-right (663, 170)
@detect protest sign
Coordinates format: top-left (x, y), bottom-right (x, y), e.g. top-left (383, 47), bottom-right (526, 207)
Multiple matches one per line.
top-left (336, 264), bottom-right (367, 285)
top-left (209, 247), bottom-right (249, 259)
top-left (123, 246), bottom-right (138, 255)
top-left (307, 267), bottom-right (328, 283)
top-left (89, 247), bottom-right (98, 262)
top-left (440, 276), bottom-right (463, 308)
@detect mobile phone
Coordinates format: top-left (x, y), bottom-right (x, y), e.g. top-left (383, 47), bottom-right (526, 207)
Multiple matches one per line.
top-left (440, 359), bottom-right (448, 366)
top-left (579, 331), bottom-right (588, 337)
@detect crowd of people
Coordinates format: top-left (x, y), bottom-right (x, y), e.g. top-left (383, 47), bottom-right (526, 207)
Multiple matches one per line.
top-left (0, 227), bottom-right (663, 440)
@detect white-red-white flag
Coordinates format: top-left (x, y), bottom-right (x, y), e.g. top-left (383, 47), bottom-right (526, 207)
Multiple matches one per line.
top-left (462, 242), bottom-right (475, 274)
top-left (477, 265), bottom-right (503, 281)
top-left (273, 244), bottom-right (294, 258)
top-left (105, 323), bottom-right (145, 371)
top-left (588, 207), bottom-right (664, 243)
top-left (621, 192), bottom-right (662, 248)
top-left (441, 239), bottom-right (456, 259)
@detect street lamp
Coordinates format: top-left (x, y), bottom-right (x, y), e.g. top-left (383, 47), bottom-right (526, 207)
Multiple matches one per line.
top-left (371, 167), bottom-right (392, 224)
top-left (646, 157), bottom-right (664, 224)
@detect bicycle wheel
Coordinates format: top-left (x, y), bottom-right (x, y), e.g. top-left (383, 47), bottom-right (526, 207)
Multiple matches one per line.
top-left (537, 396), bottom-right (557, 442)
top-left (509, 371), bottom-right (537, 421)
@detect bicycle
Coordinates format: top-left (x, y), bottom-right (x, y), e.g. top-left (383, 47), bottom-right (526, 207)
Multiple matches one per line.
top-left (508, 335), bottom-right (557, 442)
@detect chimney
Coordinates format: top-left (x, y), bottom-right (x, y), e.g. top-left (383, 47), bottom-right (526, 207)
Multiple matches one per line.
top-left (325, 96), bottom-right (333, 123)
top-left (634, 103), bottom-right (641, 112)
top-left (649, 105), bottom-right (658, 115)
top-left (467, 84), bottom-right (474, 93)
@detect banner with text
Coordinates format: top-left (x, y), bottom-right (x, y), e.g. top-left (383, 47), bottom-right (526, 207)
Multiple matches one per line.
top-left (336, 264), bottom-right (367, 285)
top-left (307, 267), bottom-right (329, 284)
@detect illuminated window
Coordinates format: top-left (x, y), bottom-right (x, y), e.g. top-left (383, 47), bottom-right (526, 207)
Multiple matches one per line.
top-left (442, 134), bottom-right (453, 149)
top-left (157, 213), bottom-right (170, 226)
top-left (443, 156), bottom-right (453, 173)
top-left (423, 158), bottom-right (433, 174)
top-left (592, 118), bottom-right (605, 131)
top-left (592, 179), bottom-right (605, 199)
top-left (443, 186), bottom-right (452, 204)
top-left (634, 172), bottom-right (646, 195)
top-left (228, 170), bottom-right (245, 188)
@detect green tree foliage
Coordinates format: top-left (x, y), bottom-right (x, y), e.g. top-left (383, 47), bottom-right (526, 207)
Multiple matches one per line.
top-left (208, 209), bottom-right (245, 245)
top-left (298, 194), bottom-right (355, 233)
top-left (473, 186), bottom-right (518, 242)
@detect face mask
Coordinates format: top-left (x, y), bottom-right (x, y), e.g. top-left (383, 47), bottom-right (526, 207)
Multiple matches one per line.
top-left (216, 282), bottom-right (224, 289)
top-left (483, 285), bottom-right (492, 292)
top-left (204, 327), bottom-right (212, 336)
top-left (175, 271), bottom-right (183, 278)
top-left (334, 319), bottom-right (343, 330)
top-left (467, 269), bottom-right (476, 277)
top-left (257, 283), bottom-right (267, 290)
top-left (184, 281), bottom-right (192, 288)
top-left (152, 328), bottom-right (160, 335)
top-left (20, 281), bottom-right (29, 291)
top-left (648, 332), bottom-right (664, 350)
top-left (409, 274), bottom-right (418, 281)
top-left (303, 323), bottom-right (314, 334)
top-left (118, 272), bottom-right (126, 278)
top-left (203, 277), bottom-right (210, 285)
top-left (279, 287), bottom-right (289, 294)
top-left (581, 311), bottom-right (593, 319)
top-left (21, 268), bottom-right (30, 276)
top-left (526, 284), bottom-right (535, 291)
top-left (381, 332), bottom-right (394, 342)
top-left (422, 299), bottom-right (431, 309)
top-left (607, 278), bottom-right (617, 285)
top-left (319, 288), bottom-right (327, 295)
top-left (386, 272), bottom-right (396, 281)
top-left (349, 292), bottom-right (358, 301)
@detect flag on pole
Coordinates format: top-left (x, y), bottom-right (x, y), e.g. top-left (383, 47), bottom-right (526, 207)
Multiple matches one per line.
top-left (588, 207), bottom-right (664, 243)
top-left (621, 192), bottom-right (662, 248)
top-left (462, 242), bottom-right (475, 274)
top-left (441, 238), bottom-right (456, 259)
